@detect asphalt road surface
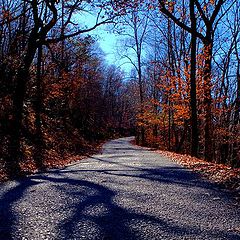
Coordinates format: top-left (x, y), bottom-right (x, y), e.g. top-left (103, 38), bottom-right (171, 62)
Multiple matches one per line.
top-left (0, 137), bottom-right (240, 240)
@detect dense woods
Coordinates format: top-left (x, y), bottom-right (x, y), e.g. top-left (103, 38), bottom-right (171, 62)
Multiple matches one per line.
top-left (0, 0), bottom-right (135, 178)
top-left (0, 0), bottom-right (239, 179)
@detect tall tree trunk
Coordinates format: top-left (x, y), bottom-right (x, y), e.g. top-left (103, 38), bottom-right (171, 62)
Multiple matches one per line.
top-left (234, 62), bottom-right (240, 125)
top-left (168, 97), bottom-right (171, 151)
top-left (34, 45), bottom-right (44, 169)
top-left (190, 0), bottom-right (198, 157)
top-left (6, 69), bottom-right (27, 176)
top-left (135, 27), bottom-right (145, 145)
top-left (232, 62), bottom-right (240, 167)
top-left (138, 54), bottom-right (145, 145)
top-left (203, 38), bottom-right (213, 161)
top-left (7, 36), bottom-right (38, 176)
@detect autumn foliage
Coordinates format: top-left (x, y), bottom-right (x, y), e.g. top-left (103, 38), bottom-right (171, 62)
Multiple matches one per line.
top-left (129, 0), bottom-right (240, 168)
top-left (0, 0), bottom-right (239, 181)
top-left (0, 0), bottom-right (135, 180)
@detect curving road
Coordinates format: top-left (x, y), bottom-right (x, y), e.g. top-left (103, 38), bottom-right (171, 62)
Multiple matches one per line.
top-left (0, 137), bottom-right (240, 240)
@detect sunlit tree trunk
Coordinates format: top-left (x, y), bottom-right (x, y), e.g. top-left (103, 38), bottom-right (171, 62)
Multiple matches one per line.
top-left (203, 36), bottom-right (213, 161)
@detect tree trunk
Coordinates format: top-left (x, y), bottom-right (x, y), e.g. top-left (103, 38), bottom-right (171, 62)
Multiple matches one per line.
top-left (137, 44), bottom-right (145, 145)
top-left (7, 36), bottom-right (38, 176)
top-left (203, 39), bottom-right (213, 161)
top-left (34, 45), bottom-right (44, 170)
top-left (6, 69), bottom-right (27, 177)
top-left (232, 61), bottom-right (240, 167)
top-left (168, 100), bottom-right (171, 151)
top-left (190, 0), bottom-right (198, 157)
top-left (234, 62), bottom-right (240, 125)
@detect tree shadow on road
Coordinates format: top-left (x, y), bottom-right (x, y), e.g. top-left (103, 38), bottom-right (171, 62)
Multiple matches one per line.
top-left (79, 155), bottom-right (221, 191)
top-left (47, 172), bottom-right (240, 240)
top-left (0, 166), bottom-right (239, 239)
top-left (0, 178), bottom-right (43, 239)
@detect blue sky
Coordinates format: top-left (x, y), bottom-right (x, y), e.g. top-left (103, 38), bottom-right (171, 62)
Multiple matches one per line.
top-left (79, 12), bottom-right (133, 74)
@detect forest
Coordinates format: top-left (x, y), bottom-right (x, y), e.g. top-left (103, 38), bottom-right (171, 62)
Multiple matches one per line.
top-left (0, 0), bottom-right (239, 180)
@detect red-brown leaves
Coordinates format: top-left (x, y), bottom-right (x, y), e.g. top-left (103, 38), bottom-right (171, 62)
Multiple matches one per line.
top-left (157, 150), bottom-right (240, 197)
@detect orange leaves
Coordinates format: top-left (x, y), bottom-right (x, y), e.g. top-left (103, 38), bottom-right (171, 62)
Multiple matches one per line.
top-left (173, 104), bottom-right (190, 124)
top-left (161, 0), bottom-right (176, 13)
top-left (0, 9), bottom-right (12, 22)
top-left (44, 68), bottom-right (84, 108)
top-left (137, 58), bottom-right (191, 143)
top-left (202, 0), bottom-right (216, 13)
top-left (158, 71), bottom-right (190, 121)
top-left (137, 111), bottom-right (161, 127)
top-left (137, 102), bottom-right (159, 127)
top-left (209, 0), bottom-right (215, 5)
top-left (157, 149), bottom-right (240, 195)
top-left (166, 1), bottom-right (176, 13)
top-left (48, 83), bottom-right (65, 99)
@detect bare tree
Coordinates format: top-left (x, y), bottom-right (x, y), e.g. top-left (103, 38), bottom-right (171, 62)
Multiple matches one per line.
top-left (117, 4), bottom-right (150, 144)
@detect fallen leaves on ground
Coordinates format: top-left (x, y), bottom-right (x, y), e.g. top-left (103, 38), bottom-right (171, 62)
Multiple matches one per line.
top-left (0, 170), bottom-right (8, 182)
top-left (157, 150), bottom-right (240, 199)
top-left (0, 141), bottom-right (104, 182)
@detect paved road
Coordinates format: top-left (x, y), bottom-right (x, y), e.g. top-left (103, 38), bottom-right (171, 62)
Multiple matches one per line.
top-left (0, 137), bottom-right (240, 240)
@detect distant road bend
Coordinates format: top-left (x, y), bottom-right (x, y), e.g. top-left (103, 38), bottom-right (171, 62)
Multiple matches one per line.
top-left (0, 137), bottom-right (240, 240)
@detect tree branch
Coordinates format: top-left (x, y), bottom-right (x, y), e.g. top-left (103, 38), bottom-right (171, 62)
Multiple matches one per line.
top-left (158, 1), bottom-right (205, 42)
top-left (210, 0), bottom-right (227, 25)
top-left (194, 0), bottom-right (209, 25)
top-left (46, 18), bottom-right (114, 44)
